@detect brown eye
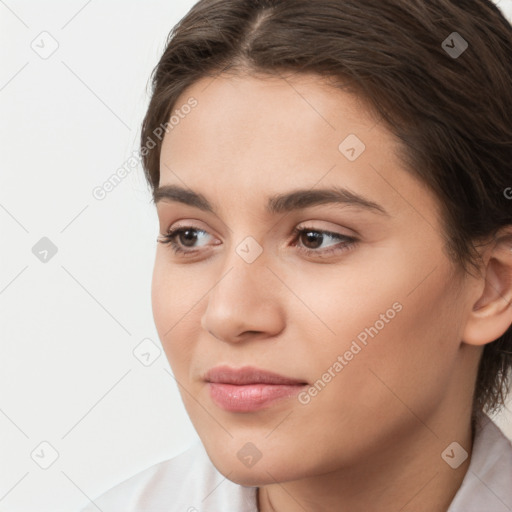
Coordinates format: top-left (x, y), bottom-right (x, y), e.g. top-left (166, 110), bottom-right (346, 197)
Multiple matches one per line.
top-left (157, 227), bottom-right (213, 255)
top-left (299, 230), bottom-right (324, 249)
top-left (178, 229), bottom-right (201, 247)
top-left (292, 227), bottom-right (357, 257)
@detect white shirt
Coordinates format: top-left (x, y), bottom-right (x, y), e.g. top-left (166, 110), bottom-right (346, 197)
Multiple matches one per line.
top-left (79, 415), bottom-right (512, 512)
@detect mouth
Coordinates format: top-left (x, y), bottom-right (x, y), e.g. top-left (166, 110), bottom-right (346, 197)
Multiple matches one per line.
top-left (204, 365), bottom-right (308, 412)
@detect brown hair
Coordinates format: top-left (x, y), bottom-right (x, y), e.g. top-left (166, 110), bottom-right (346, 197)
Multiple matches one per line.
top-left (140, 0), bottom-right (512, 422)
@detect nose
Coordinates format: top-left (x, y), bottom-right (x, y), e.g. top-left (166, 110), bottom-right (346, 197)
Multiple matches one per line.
top-left (200, 247), bottom-right (285, 343)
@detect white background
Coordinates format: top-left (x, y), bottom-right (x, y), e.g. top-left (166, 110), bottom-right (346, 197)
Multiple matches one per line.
top-left (1, 1), bottom-right (511, 511)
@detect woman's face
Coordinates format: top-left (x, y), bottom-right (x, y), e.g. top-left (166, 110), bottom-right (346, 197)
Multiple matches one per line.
top-left (152, 72), bottom-right (480, 484)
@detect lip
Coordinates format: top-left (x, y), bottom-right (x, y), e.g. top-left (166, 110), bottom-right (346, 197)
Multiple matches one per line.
top-left (204, 365), bottom-right (308, 412)
top-left (205, 365), bottom-right (307, 385)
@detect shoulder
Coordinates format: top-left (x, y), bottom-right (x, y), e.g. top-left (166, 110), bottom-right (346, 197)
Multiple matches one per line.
top-left (79, 441), bottom-right (258, 512)
top-left (448, 415), bottom-right (512, 512)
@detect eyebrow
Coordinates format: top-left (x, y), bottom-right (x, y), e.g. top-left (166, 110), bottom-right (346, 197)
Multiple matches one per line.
top-left (153, 184), bottom-right (389, 216)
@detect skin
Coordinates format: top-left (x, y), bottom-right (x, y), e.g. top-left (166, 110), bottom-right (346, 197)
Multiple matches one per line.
top-left (151, 71), bottom-right (512, 512)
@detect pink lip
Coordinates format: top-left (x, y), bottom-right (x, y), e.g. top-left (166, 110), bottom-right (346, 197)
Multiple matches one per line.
top-left (204, 365), bottom-right (307, 412)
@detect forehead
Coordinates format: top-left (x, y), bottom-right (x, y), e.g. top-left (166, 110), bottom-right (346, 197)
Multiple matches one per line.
top-left (161, 72), bottom-right (391, 177)
top-left (158, 72), bottom-right (440, 227)
top-left (163, 71), bottom-right (380, 155)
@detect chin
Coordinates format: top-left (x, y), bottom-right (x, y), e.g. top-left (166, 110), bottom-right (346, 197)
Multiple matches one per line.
top-left (217, 462), bottom-right (297, 488)
top-left (225, 468), bottom-right (274, 487)
top-left (204, 442), bottom-right (310, 487)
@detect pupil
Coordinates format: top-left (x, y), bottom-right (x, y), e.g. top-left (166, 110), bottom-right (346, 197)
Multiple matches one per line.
top-left (303, 231), bottom-right (322, 249)
top-left (181, 229), bottom-right (198, 247)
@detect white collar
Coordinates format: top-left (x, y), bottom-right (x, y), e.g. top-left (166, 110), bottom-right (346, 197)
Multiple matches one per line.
top-left (447, 414), bottom-right (512, 512)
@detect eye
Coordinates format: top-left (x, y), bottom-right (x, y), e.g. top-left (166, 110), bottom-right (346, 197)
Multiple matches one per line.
top-left (157, 225), bottom-right (358, 259)
top-left (291, 226), bottom-right (357, 257)
top-left (157, 226), bottom-right (217, 256)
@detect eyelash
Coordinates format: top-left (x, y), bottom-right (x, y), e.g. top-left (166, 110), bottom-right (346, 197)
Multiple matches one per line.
top-left (157, 225), bottom-right (357, 258)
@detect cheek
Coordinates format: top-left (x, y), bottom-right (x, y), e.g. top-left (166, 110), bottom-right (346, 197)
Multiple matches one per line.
top-left (151, 255), bottom-right (204, 370)
top-left (302, 261), bottom-right (463, 429)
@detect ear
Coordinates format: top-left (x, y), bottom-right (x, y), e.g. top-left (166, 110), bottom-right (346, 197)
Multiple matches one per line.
top-left (463, 228), bottom-right (512, 346)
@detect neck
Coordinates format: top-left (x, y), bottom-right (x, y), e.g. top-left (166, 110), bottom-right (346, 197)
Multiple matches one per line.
top-left (257, 412), bottom-right (475, 512)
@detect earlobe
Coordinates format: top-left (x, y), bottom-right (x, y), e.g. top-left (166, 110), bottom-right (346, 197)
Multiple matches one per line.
top-left (462, 232), bottom-right (512, 347)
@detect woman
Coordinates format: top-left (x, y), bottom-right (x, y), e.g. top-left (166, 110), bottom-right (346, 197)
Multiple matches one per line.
top-left (81, 0), bottom-right (512, 510)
